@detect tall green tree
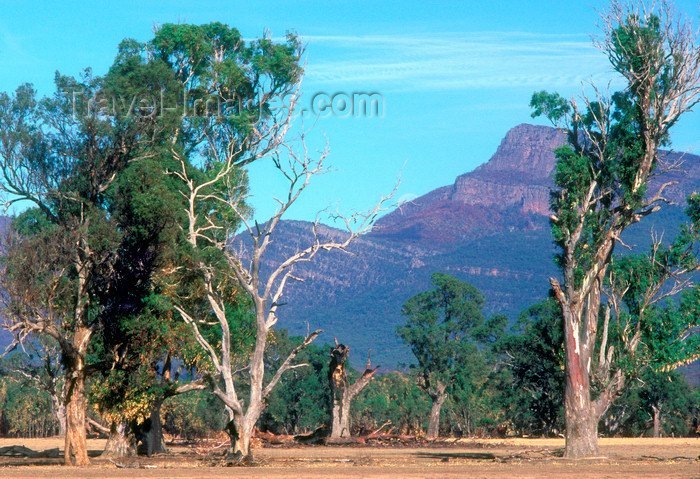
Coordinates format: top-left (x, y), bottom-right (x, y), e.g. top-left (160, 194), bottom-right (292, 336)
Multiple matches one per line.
top-left (530, 1), bottom-right (700, 457)
top-left (87, 143), bottom-right (205, 458)
top-left (396, 272), bottom-right (501, 437)
top-left (141, 22), bottom-right (398, 458)
top-left (0, 68), bottom-right (163, 464)
top-left (140, 23), bottom-right (310, 459)
top-left (0, 20), bottom-right (200, 462)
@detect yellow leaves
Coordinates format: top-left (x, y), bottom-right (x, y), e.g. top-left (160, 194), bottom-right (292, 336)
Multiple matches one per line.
top-left (655, 352), bottom-right (700, 373)
top-left (0, 382), bottom-right (7, 406)
top-left (99, 392), bottom-right (155, 425)
top-left (91, 378), bottom-right (156, 425)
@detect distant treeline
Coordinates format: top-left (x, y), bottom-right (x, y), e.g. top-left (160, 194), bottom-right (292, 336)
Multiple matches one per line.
top-left (2, 318), bottom-right (697, 440)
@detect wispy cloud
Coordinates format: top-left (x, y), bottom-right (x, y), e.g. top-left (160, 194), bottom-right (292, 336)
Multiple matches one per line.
top-left (0, 24), bottom-right (30, 60)
top-left (302, 32), bottom-right (623, 92)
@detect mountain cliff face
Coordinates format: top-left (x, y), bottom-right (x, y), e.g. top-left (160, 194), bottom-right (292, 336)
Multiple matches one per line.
top-left (453, 123), bottom-right (564, 212)
top-left (370, 124), bottom-right (565, 246)
top-left (253, 124), bottom-right (700, 371)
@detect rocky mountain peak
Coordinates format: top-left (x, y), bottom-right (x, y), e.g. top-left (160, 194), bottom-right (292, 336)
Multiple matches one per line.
top-left (471, 123), bottom-right (565, 179)
top-left (448, 124), bottom-right (565, 215)
top-left (372, 124), bottom-right (565, 243)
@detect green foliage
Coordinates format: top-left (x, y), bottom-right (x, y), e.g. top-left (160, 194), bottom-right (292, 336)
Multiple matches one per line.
top-left (352, 371), bottom-right (431, 435)
top-left (162, 390), bottom-right (227, 440)
top-left (604, 370), bottom-right (699, 437)
top-left (529, 90), bottom-right (570, 122)
top-left (642, 288), bottom-right (700, 368)
top-left (443, 354), bottom-right (500, 436)
top-left (496, 299), bottom-right (565, 436)
top-left (259, 331), bottom-right (329, 434)
top-left (0, 376), bottom-right (59, 438)
top-left (397, 272), bottom-right (487, 391)
top-left (602, 197), bottom-right (700, 377)
top-left (396, 273), bottom-right (507, 436)
top-left (69, 21), bottom-right (298, 430)
top-left (529, 17), bottom-right (683, 283)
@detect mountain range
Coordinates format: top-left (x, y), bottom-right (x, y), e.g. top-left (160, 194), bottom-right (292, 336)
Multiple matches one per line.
top-left (263, 123), bottom-right (700, 378)
top-left (2, 123), bottom-right (695, 382)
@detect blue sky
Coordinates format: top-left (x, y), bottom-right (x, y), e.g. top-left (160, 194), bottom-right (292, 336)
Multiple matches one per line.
top-left (1, 1), bottom-right (699, 222)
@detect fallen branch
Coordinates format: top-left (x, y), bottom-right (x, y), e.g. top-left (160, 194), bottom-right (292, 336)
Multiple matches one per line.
top-left (255, 428), bottom-right (295, 445)
top-left (368, 420), bottom-right (392, 437)
top-left (0, 445), bottom-right (60, 458)
top-left (294, 425), bottom-right (328, 444)
top-left (415, 452), bottom-right (496, 461)
top-left (640, 455), bottom-right (697, 461)
top-left (108, 459), bottom-right (157, 469)
top-left (324, 436), bottom-right (366, 445)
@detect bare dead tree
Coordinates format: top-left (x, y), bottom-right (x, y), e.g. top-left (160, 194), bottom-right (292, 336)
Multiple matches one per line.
top-left (328, 340), bottom-right (380, 438)
top-left (168, 86), bottom-right (397, 458)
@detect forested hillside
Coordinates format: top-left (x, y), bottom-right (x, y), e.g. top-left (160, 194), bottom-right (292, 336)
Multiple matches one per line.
top-left (260, 124), bottom-right (700, 369)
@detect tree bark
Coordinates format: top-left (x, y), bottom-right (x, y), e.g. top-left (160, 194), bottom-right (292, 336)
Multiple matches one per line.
top-left (652, 405), bottom-right (661, 438)
top-left (329, 341), bottom-right (349, 438)
top-left (52, 391), bottom-right (67, 437)
top-left (233, 418), bottom-right (254, 459)
top-left (62, 322), bottom-right (94, 466)
top-left (564, 373), bottom-right (599, 457)
top-left (427, 383), bottom-right (447, 438)
top-left (550, 282), bottom-right (600, 458)
top-left (64, 368), bottom-right (90, 466)
top-left (144, 398), bottom-right (167, 455)
top-left (226, 409), bottom-right (253, 461)
top-left (330, 400), bottom-right (348, 438)
top-left (101, 422), bottom-right (135, 458)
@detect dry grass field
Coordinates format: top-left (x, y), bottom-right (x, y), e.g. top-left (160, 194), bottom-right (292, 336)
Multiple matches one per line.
top-left (0, 436), bottom-right (697, 478)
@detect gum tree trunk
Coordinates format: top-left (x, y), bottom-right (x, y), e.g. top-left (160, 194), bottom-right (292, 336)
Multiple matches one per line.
top-left (233, 416), bottom-right (254, 459)
top-left (652, 405), bottom-right (661, 438)
top-left (426, 382), bottom-right (447, 438)
top-left (51, 391), bottom-right (67, 437)
top-left (563, 368), bottom-right (598, 456)
top-left (330, 395), bottom-right (347, 437)
top-left (145, 398), bottom-right (167, 455)
top-left (64, 368), bottom-right (89, 466)
top-left (561, 304), bottom-right (600, 458)
top-left (102, 422), bottom-right (135, 458)
top-left (225, 405), bottom-right (259, 460)
top-left (62, 323), bottom-right (94, 466)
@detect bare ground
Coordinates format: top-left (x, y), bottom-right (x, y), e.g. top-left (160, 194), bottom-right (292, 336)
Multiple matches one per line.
top-left (0, 436), bottom-right (697, 478)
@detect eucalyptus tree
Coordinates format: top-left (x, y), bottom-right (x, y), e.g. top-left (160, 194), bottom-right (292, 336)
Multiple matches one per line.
top-left (530, 1), bottom-right (700, 457)
top-left (128, 22), bottom-right (399, 459)
top-left (0, 21), bottom-right (193, 463)
top-left (0, 71), bottom-right (163, 464)
top-left (396, 273), bottom-right (498, 438)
